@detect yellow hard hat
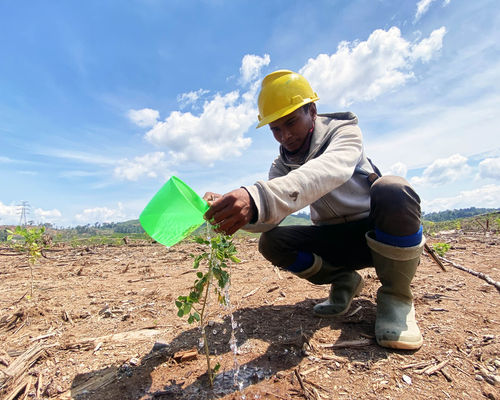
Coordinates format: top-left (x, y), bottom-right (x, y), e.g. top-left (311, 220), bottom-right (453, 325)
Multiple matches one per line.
top-left (256, 70), bottom-right (319, 128)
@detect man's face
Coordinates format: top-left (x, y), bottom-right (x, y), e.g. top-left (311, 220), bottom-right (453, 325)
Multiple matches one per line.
top-left (268, 104), bottom-right (316, 153)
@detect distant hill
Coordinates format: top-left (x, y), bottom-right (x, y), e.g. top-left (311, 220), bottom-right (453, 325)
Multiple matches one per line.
top-left (280, 213), bottom-right (311, 226)
top-left (422, 207), bottom-right (500, 222)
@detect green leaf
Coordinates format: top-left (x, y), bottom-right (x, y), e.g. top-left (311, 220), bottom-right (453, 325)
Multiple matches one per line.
top-left (230, 255), bottom-right (241, 263)
top-left (196, 271), bottom-right (203, 279)
top-left (195, 236), bottom-right (209, 245)
top-left (177, 309), bottom-right (184, 317)
top-left (182, 303), bottom-right (192, 315)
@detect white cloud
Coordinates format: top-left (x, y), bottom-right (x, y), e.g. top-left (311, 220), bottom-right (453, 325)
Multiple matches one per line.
top-left (132, 54), bottom-right (270, 167)
top-left (478, 157), bottom-right (500, 180)
top-left (300, 26), bottom-right (446, 108)
top-left (411, 154), bottom-right (471, 186)
top-left (177, 89), bottom-right (210, 109)
top-left (128, 108), bottom-right (160, 128)
top-left (33, 208), bottom-right (62, 223)
top-left (384, 162), bottom-right (408, 177)
top-left (410, 27), bottom-right (447, 62)
top-left (0, 202), bottom-right (18, 224)
top-left (423, 184), bottom-right (500, 212)
top-left (75, 203), bottom-right (126, 224)
top-left (415, 0), bottom-right (451, 21)
top-left (145, 90), bottom-right (254, 165)
top-left (114, 152), bottom-right (172, 181)
top-left (0, 156), bottom-right (13, 163)
top-left (415, 0), bottom-right (437, 21)
top-left (239, 54), bottom-right (270, 85)
top-left (37, 149), bottom-right (115, 166)
top-left (365, 95), bottom-right (500, 171)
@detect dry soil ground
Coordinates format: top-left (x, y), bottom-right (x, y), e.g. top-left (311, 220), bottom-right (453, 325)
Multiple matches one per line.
top-left (0, 231), bottom-right (499, 400)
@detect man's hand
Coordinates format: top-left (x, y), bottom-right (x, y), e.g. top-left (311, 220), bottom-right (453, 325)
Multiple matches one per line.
top-left (203, 188), bottom-right (255, 235)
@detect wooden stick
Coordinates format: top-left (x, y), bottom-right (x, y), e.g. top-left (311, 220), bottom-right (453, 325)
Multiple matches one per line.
top-left (36, 373), bottom-right (42, 398)
top-left (424, 243), bottom-right (447, 271)
top-left (440, 367), bottom-right (453, 382)
top-left (21, 375), bottom-right (32, 400)
top-left (294, 369), bottom-right (314, 400)
top-left (422, 359), bottom-right (450, 375)
top-left (440, 256), bottom-right (500, 293)
top-left (401, 360), bottom-right (434, 370)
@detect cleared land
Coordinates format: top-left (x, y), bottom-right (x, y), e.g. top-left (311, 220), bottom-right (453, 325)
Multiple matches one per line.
top-left (0, 230), bottom-right (499, 399)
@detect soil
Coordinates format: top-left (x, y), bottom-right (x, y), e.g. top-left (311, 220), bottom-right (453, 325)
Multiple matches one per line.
top-left (0, 231), bottom-right (499, 400)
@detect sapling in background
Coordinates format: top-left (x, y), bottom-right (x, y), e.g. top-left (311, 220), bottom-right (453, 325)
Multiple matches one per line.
top-left (432, 242), bottom-right (450, 257)
top-left (175, 227), bottom-right (240, 387)
top-left (7, 226), bottom-right (47, 298)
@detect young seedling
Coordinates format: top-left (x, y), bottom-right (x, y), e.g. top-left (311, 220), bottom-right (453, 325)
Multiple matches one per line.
top-left (432, 242), bottom-right (450, 257)
top-left (7, 226), bottom-right (47, 298)
top-left (175, 228), bottom-right (240, 387)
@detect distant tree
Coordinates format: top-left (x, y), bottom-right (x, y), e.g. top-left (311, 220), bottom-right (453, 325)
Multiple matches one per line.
top-left (423, 207), bottom-right (500, 222)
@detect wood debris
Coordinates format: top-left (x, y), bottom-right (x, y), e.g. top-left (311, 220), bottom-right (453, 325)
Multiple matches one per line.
top-left (421, 359), bottom-right (450, 376)
top-left (173, 348), bottom-right (198, 362)
top-left (242, 287), bottom-right (260, 298)
top-left (440, 256), bottom-right (500, 293)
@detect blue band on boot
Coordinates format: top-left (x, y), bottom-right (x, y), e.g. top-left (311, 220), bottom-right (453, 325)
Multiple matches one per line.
top-left (287, 251), bottom-right (314, 272)
top-left (375, 225), bottom-right (423, 247)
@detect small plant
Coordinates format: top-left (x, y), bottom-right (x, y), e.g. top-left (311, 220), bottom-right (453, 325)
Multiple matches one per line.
top-left (432, 242), bottom-right (450, 257)
top-left (7, 226), bottom-right (47, 298)
top-left (175, 229), bottom-right (240, 387)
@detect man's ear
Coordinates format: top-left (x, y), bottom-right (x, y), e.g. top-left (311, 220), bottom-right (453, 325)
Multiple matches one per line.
top-left (309, 102), bottom-right (317, 119)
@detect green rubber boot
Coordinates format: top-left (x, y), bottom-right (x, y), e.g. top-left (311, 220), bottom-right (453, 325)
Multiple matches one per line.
top-left (366, 231), bottom-right (425, 350)
top-left (294, 254), bottom-right (364, 317)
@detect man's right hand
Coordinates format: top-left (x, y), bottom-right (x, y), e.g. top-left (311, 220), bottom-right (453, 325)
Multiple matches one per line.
top-left (203, 188), bottom-right (255, 236)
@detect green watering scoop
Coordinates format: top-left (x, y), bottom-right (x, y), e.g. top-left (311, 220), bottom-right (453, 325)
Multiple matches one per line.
top-left (139, 176), bottom-right (209, 247)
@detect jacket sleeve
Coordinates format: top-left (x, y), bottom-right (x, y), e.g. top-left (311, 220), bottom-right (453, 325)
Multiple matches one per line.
top-left (244, 124), bottom-right (363, 225)
top-left (241, 157), bottom-right (288, 233)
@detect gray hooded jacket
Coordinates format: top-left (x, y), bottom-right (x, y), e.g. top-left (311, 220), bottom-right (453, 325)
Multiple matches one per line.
top-left (244, 112), bottom-right (376, 232)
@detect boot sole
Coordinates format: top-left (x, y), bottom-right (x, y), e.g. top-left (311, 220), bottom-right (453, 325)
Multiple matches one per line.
top-left (313, 277), bottom-right (365, 318)
top-left (377, 337), bottom-right (423, 350)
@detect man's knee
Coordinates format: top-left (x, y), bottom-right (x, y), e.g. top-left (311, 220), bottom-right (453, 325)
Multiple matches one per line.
top-left (258, 230), bottom-right (272, 259)
top-left (370, 176), bottom-right (421, 236)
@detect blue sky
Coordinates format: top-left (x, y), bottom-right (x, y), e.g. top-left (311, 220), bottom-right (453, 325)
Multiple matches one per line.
top-left (1, 0), bottom-right (499, 226)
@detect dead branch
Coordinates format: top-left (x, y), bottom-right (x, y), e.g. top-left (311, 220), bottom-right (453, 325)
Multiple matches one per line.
top-left (424, 243), bottom-right (447, 271)
top-left (294, 369), bottom-right (315, 400)
top-left (440, 256), bottom-right (500, 293)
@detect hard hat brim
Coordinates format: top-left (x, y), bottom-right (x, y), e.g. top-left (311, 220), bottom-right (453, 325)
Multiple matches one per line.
top-left (256, 96), bottom-right (318, 129)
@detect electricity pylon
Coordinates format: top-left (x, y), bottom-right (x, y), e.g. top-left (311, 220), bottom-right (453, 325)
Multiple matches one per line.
top-left (17, 201), bottom-right (30, 227)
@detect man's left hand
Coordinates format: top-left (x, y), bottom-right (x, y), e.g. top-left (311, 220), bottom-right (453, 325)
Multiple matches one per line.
top-left (204, 188), bottom-right (255, 235)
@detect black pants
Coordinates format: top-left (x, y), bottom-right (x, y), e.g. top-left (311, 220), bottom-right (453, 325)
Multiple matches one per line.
top-left (258, 176), bottom-right (421, 270)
